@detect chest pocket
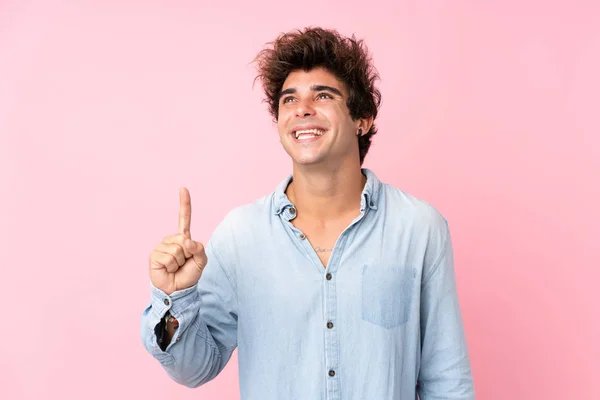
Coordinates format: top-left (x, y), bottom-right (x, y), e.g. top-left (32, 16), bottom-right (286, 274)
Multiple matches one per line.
top-left (361, 263), bottom-right (417, 328)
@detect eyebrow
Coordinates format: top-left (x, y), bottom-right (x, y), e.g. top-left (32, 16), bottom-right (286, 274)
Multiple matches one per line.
top-left (278, 84), bottom-right (344, 101)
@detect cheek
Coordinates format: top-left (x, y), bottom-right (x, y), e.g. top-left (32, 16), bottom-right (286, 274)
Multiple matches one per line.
top-left (328, 109), bottom-right (354, 133)
top-left (281, 111), bottom-right (305, 136)
top-left (323, 104), bottom-right (347, 123)
top-left (277, 107), bottom-right (290, 126)
top-left (277, 118), bottom-right (286, 135)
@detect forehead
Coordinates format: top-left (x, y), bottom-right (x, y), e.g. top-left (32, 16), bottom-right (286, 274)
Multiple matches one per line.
top-left (282, 67), bottom-right (347, 95)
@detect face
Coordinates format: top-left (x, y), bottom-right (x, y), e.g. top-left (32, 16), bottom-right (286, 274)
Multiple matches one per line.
top-left (276, 67), bottom-right (366, 166)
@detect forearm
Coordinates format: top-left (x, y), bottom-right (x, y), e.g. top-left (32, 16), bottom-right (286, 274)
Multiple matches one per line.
top-left (140, 283), bottom-right (234, 388)
top-left (156, 312), bottom-right (177, 351)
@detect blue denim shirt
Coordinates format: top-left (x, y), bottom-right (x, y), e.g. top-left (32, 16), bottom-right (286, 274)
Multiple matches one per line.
top-left (140, 168), bottom-right (475, 399)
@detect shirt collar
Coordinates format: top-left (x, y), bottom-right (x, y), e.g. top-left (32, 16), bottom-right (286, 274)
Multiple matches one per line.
top-left (272, 168), bottom-right (382, 215)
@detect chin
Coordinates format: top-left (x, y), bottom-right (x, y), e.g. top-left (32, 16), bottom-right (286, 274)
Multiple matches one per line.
top-left (292, 157), bottom-right (319, 165)
top-left (283, 147), bottom-right (321, 165)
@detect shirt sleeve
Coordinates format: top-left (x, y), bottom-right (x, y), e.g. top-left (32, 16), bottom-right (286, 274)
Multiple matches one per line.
top-left (417, 220), bottom-right (475, 399)
top-left (140, 238), bottom-right (238, 388)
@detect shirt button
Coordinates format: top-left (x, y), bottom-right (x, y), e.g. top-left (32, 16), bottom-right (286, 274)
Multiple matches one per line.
top-left (299, 233), bottom-right (305, 239)
top-left (164, 299), bottom-right (170, 306)
top-left (369, 201), bottom-right (374, 207)
top-left (329, 370), bottom-right (335, 377)
top-left (326, 273), bottom-right (332, 280)
top-left (327, 322), bottom-right (333, 329)
top-left (175, 336), bottom-right (180, 342)
top-left (289, 207), bottom-right (296, 214)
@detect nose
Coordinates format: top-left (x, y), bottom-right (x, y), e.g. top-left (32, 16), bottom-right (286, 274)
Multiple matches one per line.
top-left (294, 99), bottom-right (316, 118)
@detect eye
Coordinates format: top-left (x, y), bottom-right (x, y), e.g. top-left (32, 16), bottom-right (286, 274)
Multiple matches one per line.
top-left (317, 93), bottom-right (333, 100)
top-left (282, 96), bottom-right (295, 104)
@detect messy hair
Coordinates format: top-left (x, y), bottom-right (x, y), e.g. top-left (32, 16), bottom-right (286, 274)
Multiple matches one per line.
top-left (253, 27), bottom-right (382, 165)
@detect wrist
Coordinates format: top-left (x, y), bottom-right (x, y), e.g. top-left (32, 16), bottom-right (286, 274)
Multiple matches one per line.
top-left (164, 311), bottom-right (179, 334)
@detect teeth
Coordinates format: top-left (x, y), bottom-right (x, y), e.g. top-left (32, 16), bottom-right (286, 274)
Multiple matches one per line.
top-left (295, 128), bottom-right (325, 139)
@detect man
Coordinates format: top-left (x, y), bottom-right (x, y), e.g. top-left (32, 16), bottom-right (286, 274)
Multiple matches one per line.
top-left (141, 27), bottom-right (475, 399)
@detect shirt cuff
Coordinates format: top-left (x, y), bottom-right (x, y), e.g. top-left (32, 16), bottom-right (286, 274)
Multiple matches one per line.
top-left (149, 282), bottom-right (200, 319)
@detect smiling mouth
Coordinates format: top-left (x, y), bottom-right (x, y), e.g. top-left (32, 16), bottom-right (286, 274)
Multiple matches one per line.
top-left (294, 128), bottom-right (326, 140)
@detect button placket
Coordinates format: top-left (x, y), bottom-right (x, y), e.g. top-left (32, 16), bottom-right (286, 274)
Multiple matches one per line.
top-left (323, 258), bottom-right (341, 398)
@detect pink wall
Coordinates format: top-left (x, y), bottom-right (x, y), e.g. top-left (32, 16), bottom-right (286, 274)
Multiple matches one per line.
top-left (1, 1), bottom-right (598, 399)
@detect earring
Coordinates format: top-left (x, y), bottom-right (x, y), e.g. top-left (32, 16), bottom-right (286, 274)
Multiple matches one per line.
top-left (357, 128), bottom-right (363, 136)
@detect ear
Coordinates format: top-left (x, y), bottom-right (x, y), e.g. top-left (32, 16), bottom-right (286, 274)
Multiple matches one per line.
top-left (357, 116), bottom-right (374, 136)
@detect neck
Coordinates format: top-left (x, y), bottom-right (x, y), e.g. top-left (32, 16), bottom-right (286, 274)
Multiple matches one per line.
top-left (286, 159), bottom-right (367, 221)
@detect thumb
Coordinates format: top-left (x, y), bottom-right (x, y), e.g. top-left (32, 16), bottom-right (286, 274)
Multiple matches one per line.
top-left (185, 239), bottom-right (207, 268)
top-left (185, 238), bottom-right (197, 252)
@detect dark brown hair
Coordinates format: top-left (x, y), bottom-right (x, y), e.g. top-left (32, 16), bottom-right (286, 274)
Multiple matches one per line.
top-left (253, 27), bottom-right (382, 165)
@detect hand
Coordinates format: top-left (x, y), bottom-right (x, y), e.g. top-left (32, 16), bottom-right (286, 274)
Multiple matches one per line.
top-left (149, 187), bottom-right (208, 295)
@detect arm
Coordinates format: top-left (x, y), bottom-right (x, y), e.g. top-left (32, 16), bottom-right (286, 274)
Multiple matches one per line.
top-left (417, 221), bottom-right (475, 399)
top-left (140, 240), bottom-right (238, 388)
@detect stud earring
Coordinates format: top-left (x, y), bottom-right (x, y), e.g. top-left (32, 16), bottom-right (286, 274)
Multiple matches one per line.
top-left (357, 128), bottom-right (363, 136)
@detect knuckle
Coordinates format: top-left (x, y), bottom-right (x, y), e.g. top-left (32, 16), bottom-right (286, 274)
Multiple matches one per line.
top-left (171, 250), bottom-right (183, 264)
top-left (162, 253), bottom-right (173, 264)
top-left (165, 260), bottom-right (176, 271)
top-left (172, 244), bottom-right (185, 258)
top-left (149, 256), bottom-right (162, 269)
top-left (149, 251), bottom-right (161, 263)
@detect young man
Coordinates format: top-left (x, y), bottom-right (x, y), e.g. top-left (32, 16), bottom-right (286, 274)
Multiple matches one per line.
top-left (141, 27), bottom-right (475, 399)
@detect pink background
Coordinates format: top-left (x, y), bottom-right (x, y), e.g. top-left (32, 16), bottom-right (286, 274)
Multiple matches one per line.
top-left (1, 1), bottom-right (598, 399)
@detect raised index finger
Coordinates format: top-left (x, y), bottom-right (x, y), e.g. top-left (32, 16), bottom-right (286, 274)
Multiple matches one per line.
top-left (179, 187), bottom-right (192, 237)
